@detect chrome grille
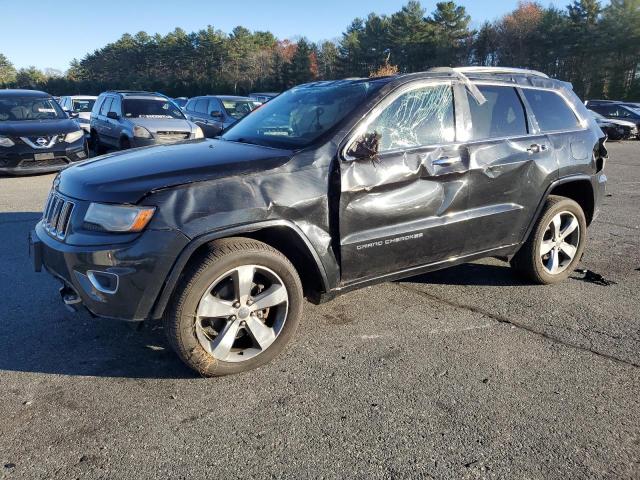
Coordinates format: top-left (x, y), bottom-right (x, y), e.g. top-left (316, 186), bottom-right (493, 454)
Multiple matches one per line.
top-left (156, 131), bottom-right (190, 143)
top-left (42, 191), bottom-right (74, 239)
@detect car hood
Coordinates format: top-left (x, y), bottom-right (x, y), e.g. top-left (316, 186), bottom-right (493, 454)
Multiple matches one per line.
top-left (57, 139), bottom-right (293, 203)
top-left (127, 117), bottom-right (193, 132)
top-left (605, 118), bottom-right (637, 128)
top-left (0, 118), bottom-right (80, 136)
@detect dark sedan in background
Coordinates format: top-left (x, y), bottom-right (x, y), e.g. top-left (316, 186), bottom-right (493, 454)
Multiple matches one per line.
top-left (0, 90), bottom-right (87, 175)
top-left (184, 95), bottom-right (256, 138)
top-left (586, 100), bottom-right (640, 135)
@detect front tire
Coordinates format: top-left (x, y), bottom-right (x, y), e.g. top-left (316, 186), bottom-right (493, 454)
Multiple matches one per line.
top-left (90, 131), bottom-right (106, 155)
top-left (511, 195), bottom-right (587, 284)
top-left (164, 238), bottom-right (303, 376)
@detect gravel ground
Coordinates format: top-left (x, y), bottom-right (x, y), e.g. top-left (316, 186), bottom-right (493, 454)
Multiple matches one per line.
top-left (0, 142), bottom-right (638, 479)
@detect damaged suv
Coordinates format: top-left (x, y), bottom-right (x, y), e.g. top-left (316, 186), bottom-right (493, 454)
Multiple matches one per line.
top-left (30, 67), bottom-right (607, 376)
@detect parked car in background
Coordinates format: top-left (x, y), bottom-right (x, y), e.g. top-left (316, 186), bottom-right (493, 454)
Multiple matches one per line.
top-left (249, 92), bottom-right (279, 103)
top-left (0, 90), bottom-right (87, 175)
top-left (59, 95), bottom-right (97, 134)
top-left (172, 97), bottom-right (189, 109)
top-left (587, 102), bottom-right (640, 135)
top-left (586, 99), bottom-right (640, 112)
top-left (589, 110), bottom-right (637, 140)
top-left (31, 67), bottom-right (607, 376)
top-left (184, 95), bottom-right (256, 138)
top-left (89, 91), bottom-right (203, 153)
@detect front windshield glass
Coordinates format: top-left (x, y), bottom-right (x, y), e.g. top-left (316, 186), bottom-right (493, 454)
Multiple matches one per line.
top-left (222, 80), bottom-right (383, 148)
top-left (122, 99), bottom-right (185, 119)
top-left (0, 97), bottom-right (66, 121)
top-left (221, 99), bottom-right (256, 120)
top-left (72, 99), bottom-right (95, 112)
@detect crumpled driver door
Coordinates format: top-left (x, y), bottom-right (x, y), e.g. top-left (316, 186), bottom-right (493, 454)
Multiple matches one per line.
top-left (338, 81), bottom-right (470, 283)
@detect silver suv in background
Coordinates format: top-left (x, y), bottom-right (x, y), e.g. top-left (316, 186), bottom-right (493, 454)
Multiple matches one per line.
top-left (59, 95), bottom-right (97, 134)
top-left (89, 91), bottom-right (203, 153)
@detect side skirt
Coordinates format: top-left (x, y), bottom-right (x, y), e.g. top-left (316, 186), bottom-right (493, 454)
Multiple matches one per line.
top-left (317, 243), bottom-right (520, 303)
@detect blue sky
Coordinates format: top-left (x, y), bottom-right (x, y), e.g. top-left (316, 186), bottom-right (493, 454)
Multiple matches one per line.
top-left (2, 0), bottom-right (567, 71)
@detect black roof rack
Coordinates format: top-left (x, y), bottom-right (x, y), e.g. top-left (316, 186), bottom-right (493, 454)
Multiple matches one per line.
top-left (105, 90), bottom-right (167, 97)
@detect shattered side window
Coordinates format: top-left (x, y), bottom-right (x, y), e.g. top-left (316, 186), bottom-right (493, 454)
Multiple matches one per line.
top-left (366, 84), bottom-right (455, 152)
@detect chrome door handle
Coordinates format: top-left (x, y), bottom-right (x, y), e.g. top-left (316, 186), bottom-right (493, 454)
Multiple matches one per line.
top-left (432, 156), bottom-right (460, 167)
top-left (527, 144), bottom-right (548, 154)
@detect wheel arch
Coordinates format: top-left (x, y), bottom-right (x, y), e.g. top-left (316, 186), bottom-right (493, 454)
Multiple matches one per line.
top-left (547, 177), bottom-right (595, 225)
top-left (521, 174), bottom-right (596, 247)
top-left (150, 221), bottom-right (330, 320)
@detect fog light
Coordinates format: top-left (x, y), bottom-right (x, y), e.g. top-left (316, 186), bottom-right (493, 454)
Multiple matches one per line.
top-left (87, 270), bottom-right (119, 294)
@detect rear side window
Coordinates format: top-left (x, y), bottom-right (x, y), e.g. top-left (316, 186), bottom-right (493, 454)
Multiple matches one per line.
top-left (365, 83), bottom-right (455, 152)
top-left (467, 85), bottom-right (527, 140)
top-left (523, 89), bottom-right (580, 132)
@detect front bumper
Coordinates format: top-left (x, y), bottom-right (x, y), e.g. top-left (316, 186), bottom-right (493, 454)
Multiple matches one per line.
top-left (0, 140), bottom-right (87, 175)
top-left (31, 222), bottom-right (190, 321)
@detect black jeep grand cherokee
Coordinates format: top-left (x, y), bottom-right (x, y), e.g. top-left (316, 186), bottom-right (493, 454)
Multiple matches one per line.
top-left (31, 67), bottom-right (607, 376)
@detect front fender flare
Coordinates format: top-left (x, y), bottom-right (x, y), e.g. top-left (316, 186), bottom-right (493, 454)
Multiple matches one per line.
top-left (149, 220), bottom-right (330, 319)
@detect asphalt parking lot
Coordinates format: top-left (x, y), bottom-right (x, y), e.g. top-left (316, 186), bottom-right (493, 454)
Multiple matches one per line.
top-left (0, 142), bottom-right (638, 479)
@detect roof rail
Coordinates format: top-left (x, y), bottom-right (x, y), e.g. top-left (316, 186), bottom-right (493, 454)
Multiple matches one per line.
top-left (105, 90), bottom-right (164, 95)
top-left (450, 66), bottom-right (549, 79)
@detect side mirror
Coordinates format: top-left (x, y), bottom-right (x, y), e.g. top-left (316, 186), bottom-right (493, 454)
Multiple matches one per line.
top-left (346, 132), bottom-right (381, 160)
top-left (106, 111), bottom-right (119, 120)
top-left (210, 110), bottom-right (224, 119)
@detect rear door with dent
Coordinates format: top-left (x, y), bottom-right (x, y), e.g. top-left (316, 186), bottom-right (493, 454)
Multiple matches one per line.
top-left (456, 83), bottom-right (556, 255)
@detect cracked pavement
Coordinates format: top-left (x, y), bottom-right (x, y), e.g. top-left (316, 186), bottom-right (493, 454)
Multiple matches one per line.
top-left (0, 143), bottom-right (638, 479)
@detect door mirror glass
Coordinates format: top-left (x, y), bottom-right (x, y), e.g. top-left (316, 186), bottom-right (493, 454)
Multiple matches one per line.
top-left (346, 132), bottom-right (381, 160)
top-left (210, 110), bottom-right (224, 119)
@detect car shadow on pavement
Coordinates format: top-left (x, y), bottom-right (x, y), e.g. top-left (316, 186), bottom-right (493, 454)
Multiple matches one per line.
top-left (0, 211), bottom-right (197, 379)
top-left (401, 261), bottom-right (527, 287)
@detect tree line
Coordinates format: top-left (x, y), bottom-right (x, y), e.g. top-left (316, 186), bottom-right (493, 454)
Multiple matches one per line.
top-left (1, 0), bottom-right (639, 100)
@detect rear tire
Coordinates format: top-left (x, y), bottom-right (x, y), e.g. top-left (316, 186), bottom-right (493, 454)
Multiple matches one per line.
top-left (164, 238), bottom-right (303, 376)
top-left (510, 195), bottom-right (587, 284)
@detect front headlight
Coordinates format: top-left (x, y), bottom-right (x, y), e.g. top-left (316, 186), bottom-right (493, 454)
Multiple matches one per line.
top-left (133, 125), bottom-right (153, 139)
top-left (84, 203), bottom-right (156, 233)
top-left (65, 130), bottom-right (85, 143)
top-left (0, 135), bottom-right (15, 147)
top-left (194, 126), bottom-right (204, 139)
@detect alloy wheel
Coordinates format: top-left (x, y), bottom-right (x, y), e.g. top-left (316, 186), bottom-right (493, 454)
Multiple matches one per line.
top-left (195, 265), bottom-right (289, 363)
top-left (539, 211), bottom-right (580, 275)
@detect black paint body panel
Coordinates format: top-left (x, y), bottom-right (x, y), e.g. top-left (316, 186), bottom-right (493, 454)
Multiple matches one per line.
top-left (34, 71), bottom-right (607, 321)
